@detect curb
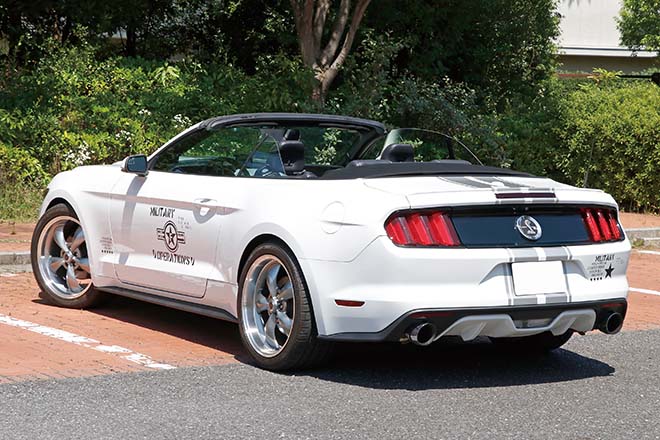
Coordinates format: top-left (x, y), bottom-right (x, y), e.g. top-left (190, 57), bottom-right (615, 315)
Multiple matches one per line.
top-left (626, 227), bottom-right (660, 240)
top-left (0, 251), bottom-right (31, 266)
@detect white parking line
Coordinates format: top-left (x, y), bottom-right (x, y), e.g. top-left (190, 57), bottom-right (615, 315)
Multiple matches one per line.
top-left (0, 313), bottom-right (176, 370)
top-left (636, 250), bottom-right (660, 256)
top-left (630, 287), bottom-right (660, 297)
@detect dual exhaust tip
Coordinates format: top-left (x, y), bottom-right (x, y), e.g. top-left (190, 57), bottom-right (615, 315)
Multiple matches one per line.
top-left (599, 312), bottom-right (624, 335)
top-left (406, 311), bottom-right (624, 344)
top-left (407, 322), bottom-right (437, 346)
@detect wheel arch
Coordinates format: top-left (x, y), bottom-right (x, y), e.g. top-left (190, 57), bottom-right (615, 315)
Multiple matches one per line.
top-left (237, 233), bottom-right (295, 284)
top-left (236, 233), bottom-right (325, 335)
top-left (46, 197), bottom-right (75, 212)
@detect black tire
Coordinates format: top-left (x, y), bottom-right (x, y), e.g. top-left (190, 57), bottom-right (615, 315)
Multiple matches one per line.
top-left (490, 330), bottom-right (573, 353)
top-left (31, 203), bottom-right (105, 309)
top-left (237, 242), bottom-right (333, 371)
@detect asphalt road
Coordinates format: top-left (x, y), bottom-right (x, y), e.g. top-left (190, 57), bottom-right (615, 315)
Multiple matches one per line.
top-left (1, 329), bottom-right (658, 440)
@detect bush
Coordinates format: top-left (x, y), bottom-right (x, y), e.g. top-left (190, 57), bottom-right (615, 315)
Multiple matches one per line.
top-left (0, 142), bottom-right (48, 184)
top-left (556, 78), bottom-right (660, 211)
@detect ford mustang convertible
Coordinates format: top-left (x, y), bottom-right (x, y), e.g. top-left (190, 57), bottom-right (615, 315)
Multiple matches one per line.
top-left (31, 113), bottom-right (631, 370)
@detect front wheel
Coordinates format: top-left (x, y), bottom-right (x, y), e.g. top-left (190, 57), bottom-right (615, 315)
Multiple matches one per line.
top-left (31, 203), bottom-right (104, 309)
top-left (238, 242), bottom-right (332, 371)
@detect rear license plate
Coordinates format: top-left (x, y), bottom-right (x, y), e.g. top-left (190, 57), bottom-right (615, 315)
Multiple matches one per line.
top-left (511, 261), bottom-right (567, 296)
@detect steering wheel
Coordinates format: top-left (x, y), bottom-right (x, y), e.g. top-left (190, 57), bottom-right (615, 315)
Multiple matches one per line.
top-left (206, 156), bottom-right (243, 176)
top-left (254, 164), bottom-right (282, 177)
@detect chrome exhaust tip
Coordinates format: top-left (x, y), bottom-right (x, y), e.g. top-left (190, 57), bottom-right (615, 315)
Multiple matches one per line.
top-left (600, 312), bottom-right (624, 334)
top-left (408, 322), bottom-right (438, 346)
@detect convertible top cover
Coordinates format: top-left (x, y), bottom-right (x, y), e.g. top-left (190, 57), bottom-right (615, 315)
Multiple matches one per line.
top-left (320, 162), bottom-right (535, 180)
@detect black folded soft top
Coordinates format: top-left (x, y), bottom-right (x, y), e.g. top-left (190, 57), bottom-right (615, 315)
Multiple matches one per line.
top-left (319, 162), bottom-right (536, 180)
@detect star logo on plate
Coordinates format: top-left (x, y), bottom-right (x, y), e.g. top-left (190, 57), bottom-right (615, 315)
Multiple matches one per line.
top-left (156, 220), bottom-right (186, 253)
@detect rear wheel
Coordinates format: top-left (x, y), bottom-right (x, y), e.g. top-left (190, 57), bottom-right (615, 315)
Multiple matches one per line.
top-left (31, 203), bottom-right (104, 309)
top-left (490, 331), bottom-right (573, 353)
top-left (238, 242), bottom-right (332, 371)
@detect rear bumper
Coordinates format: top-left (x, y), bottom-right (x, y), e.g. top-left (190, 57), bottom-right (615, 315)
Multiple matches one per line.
top-left (300, 236), bottom-right (631, 336)
top-left (319, 298), bottom-right (627, 342)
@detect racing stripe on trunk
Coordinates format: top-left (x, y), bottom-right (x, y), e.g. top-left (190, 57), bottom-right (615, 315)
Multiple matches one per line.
top-left (509, 248), bottom-right (540, 262)
top-left (540, 247), bottom-right (570, 261)
top-left (437, 176), bottom-right (494, 189)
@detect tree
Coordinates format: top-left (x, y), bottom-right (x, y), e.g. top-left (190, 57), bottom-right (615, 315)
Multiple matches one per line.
top-left (363, 0), bottom-right (560, 109)
top-left (289, 0), bottom-right (372, 102)
top-left (618, 0), bottom-right (660, 53)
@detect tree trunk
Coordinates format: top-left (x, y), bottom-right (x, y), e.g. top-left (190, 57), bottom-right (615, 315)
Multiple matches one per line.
top-left (290, 0), bottom-right (372, 105)
top-left (125, 26), bottom-right (137, 57)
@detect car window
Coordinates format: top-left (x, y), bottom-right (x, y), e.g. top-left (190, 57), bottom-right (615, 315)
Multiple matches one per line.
top-left (295, 127), bottom-right (362, 166)
top-left (151, 127), bottom-right (284, 177)
top-left (358, 136), bottom-right (386, 160)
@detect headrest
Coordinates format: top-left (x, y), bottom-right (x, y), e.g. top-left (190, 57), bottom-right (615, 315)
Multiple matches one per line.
top-left (279, 140), bottom-right (305, 174)
top-left (380, 143), bottom-right (414, 162)
top-left (283, 129), bottom-right (300, 141)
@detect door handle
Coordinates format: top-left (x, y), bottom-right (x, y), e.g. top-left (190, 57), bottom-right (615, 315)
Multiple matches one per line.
top-left (193, 198), bottom-right (218, 208)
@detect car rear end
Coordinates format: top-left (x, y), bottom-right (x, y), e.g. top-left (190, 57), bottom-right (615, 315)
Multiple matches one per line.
top-left (307, 176), bottom-right (631, 345)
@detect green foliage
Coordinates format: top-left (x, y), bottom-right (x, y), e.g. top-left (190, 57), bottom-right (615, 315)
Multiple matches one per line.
top-left (556, 78), bottom-right (660, 211)
top-left (619, 0), bottom-right (660, 53)
top-left (0, 41), bottom-right (315, 180)
top-left (363, 0), bottom-right (561, 107)
top-left (0, 182), bottom-right (43, 222)
top-left (0, 142), bottom-right (48, 184)
top-left (1, 35), bottom-right (659, 218)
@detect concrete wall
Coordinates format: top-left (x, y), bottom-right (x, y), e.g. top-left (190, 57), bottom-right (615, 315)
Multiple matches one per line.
top-left (557, 0), bottom-right (658, 73)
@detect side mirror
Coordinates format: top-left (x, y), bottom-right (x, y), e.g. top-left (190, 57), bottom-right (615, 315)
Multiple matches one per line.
top-left (122, 154), bottom-right (149, 177)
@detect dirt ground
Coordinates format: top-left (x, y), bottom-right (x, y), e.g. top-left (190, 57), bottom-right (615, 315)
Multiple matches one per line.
top-left (0, 222), bottom-right (35, 252)
top-left (619, 212), bottom-right (660, 229)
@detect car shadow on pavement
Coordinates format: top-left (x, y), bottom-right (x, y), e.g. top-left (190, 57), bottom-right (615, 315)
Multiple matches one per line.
top-left (33, 291), bottom-right (615, 389)
top-left (34, 292), bottom-right (249, 362)
top-left (300, 339), bottom-right (616, 390)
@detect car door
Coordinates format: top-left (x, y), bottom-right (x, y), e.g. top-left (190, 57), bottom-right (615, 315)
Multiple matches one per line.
top-left (108, 128), bottom-right (238, 297)
top-left (109, 170), bottom-right (223, 298)
top-left (109, 125), bottom-right (279, 298)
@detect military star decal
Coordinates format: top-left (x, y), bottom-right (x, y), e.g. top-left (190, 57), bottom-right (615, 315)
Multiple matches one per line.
top-left (156, 221), bottom-right (186, 253)
top-left (604, 264), bottom-right (614, 278)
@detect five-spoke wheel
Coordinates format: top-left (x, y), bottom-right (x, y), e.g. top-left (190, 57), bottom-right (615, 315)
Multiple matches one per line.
top-left (241, 256), bottom-right (295, 357)
top-left (238, 242), bottom-right (332, 370)
top-left (31, 204), bottom-right (104, 308)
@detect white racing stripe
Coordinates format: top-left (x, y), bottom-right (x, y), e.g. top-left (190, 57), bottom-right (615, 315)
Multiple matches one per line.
top-left (0, 313), bottom-right (176, 370)
top-left (630, 287), bottom-right (660, 296)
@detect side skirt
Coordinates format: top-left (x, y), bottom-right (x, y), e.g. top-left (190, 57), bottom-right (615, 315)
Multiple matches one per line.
top-left (98, 286), bottom-right (238, 323)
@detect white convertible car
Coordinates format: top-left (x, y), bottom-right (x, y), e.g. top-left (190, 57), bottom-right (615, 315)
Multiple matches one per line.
top-left (31, 113), bottom-right (631, 370)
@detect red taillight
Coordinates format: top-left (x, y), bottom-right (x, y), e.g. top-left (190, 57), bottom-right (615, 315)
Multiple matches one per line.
top-left (428, 212), bottom-right (460, 246)
top-left (384, 216), bottom-right (411, 245)
top-left (596, 210), bottom-right (612, 241)
top-left (607, 211), bottom-right (622, 240)
top-left (581, 208), bottom-right (622, 243)
top-left (385, 211), bottom-right (460, 247)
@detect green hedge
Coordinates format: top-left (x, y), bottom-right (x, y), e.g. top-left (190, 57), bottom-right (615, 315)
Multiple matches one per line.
top-left (557, 80), bottom-right (660, 212)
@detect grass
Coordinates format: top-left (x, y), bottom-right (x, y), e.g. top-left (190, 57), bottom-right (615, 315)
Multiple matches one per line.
top-left (0, 182), bottom-right (44, 226)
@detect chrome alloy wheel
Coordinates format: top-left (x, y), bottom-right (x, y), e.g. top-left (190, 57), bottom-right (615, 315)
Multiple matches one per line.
top-left (241, 255), bottom-right (295, 358)
top-left (37, 216), bottom-right (92, 299)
